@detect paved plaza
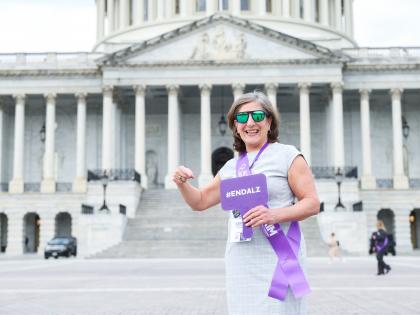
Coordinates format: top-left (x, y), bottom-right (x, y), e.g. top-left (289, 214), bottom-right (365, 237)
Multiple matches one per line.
top-left (0, 255), bottom-right (419, 315)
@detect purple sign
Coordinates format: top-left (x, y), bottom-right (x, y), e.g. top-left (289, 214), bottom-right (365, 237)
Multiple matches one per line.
top-left (220, 173), bottom-right (268, 239)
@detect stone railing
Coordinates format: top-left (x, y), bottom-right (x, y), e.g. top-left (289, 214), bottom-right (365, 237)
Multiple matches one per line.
top-left (342, 47), bottom-right (420, 60)
top-left (311, 166), bottom-right (358, 179)
top-left (87, 169), bottom-right (141, 183)
top-left (0, 52), bottom-right (105, 67)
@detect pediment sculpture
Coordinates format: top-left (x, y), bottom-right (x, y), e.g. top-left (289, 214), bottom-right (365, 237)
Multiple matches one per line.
top-left (190, 27), bottom-right (247, 61)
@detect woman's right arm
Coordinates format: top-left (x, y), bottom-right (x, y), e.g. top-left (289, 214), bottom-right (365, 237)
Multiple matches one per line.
top-left (173, 166), bottom-right (221, 211)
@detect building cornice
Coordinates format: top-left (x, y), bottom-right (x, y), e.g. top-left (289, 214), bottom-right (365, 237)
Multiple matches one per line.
top-left (345, 63), bottom-right (420, 72)
top-left (103, 58), bottom-right (343, 69)
top-left (0, 69), bottom-right (101, 77)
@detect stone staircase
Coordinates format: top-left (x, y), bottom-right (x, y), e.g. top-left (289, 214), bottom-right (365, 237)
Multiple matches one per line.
top-left (92, 190), bottom-right (327, 258)
top-left (299, 215), bottom-right (329, 257)
top-left (92, 189), bottom-right (229, 258)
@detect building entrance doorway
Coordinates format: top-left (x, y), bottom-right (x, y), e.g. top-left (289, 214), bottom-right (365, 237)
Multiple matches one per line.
top-left (55, 212), bottom-right (72, 237)
top-left (410, 209), bottom-right (420, 249)
top-left (23, 213), bottom-right (41, 253)
top-left (212, 147), bottom-right (234, 176)
top-left (0, 213), bottom-right (7, 253)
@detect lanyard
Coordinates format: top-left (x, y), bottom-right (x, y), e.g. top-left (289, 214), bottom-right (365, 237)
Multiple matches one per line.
top-left (236, 142), bottom-right (269, 177)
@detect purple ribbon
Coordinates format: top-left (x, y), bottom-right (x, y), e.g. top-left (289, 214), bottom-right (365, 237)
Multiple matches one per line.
top-left (224, 143), bottom-right (311, 301)
top-left (375, 235), bottom-right (389, 253)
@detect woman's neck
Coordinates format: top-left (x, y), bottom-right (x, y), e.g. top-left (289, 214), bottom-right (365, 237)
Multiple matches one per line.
top-left (246, 140), bottom-right (268, 153)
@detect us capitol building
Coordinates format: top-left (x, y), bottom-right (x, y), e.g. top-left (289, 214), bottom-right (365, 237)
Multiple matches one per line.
top-left (0, 0), bottom-right (419, 258)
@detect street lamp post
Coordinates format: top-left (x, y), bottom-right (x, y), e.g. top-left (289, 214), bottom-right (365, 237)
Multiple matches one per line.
top-left (99, 170), bottom-right (110, 213)
top-left (334, 168), bottom-right (345, 211)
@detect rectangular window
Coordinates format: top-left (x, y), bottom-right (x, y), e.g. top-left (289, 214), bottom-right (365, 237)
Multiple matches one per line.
top-left (175, 0), bottom-right (180, 14)
top-left (240, 0), bottom-right (250, 11)
top-left (196, 0), bottom-right (206, 12)
top-left (143, 0), bottom-right (149, 21)
top-left (266, 0), bottom-right (272, 13)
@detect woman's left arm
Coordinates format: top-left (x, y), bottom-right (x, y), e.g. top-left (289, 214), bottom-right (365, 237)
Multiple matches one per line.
top-left (244, 155), bottom-right (320, 227)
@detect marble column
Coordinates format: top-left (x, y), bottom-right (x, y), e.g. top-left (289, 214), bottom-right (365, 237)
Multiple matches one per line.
top-left (148, 0), bottom-right (157, 21)
top-left (232, 0), bottom-right (240, 15)
top-left (97, 0), bottom-right (105, 40)
top-left (344, 0), bottom-right (353, 37)
top-left (199, 84), bottom-right (213, 187)
top-left (9, 94), bottom-right (25, 193)
top-left (165, 85), bottom-right (180, 189)
top-left (265, 83), bottom-right (278, 109)
top-left (331, 82), bottom-right (345, 168)
top-left (73, 93), bottom-right (88, 193)
top-left (102, 86), bottom-right (113, 170)
top-left (256, 0), bottom-right (266, 16)
top-left (391, 88), bottom-right (409, 189)
top-left (134, 85), bottom-right (147, 188)
top-left (41, 93), bottom-right (56, 193)
top-left (232, 83), bottom-right (245, 101)
top-left (319, 0), bottom-right (329, 26)
top-left (206, 0), bottom-right (217, 15)
top-left (119, 0), bottom-right (129, 27)
top-left (156, 0), bottom-right (165, 20)
top-left (359, 89), bottom-right (376, 189)
top-left (334, 0), bottom-right (342, 31)
top-left (107, 0), bottom-right (114, 33)
top-left (299, 83), bottom-right (311, 165)
top-left (303, 0), bottom-right (312, 22)
top-left (133, 0), bottom-right (144, 24)
top-left (180, 0), bottom-right (188, 17)
top-left (292, 0), bottom-right (301, 18)
top-left (282, 0), bottom-right (291, 17)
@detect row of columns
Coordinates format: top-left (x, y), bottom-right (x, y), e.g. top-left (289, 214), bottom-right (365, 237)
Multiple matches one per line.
top-left (97, 0), bottom-right (354, 40)
top-left (8, 93), bottom-right (89, 194)
top-left (5, 83), bottom-right (408, 193)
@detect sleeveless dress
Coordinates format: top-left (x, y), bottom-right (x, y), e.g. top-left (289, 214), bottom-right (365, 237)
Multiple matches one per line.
top-left (219, 143), bottom-right (308, 315)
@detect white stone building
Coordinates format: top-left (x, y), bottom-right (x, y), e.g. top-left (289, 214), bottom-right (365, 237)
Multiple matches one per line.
top-left (0, 0), bottom-right (419, 257)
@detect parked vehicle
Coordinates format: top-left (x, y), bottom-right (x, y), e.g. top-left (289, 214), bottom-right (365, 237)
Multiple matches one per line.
top-left (44, 236), bottom-right (77, 259)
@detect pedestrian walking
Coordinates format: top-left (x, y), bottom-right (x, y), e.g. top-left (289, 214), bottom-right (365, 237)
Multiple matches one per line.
top-left (328, 232), bottom-right (341, 262)
top-left (172, 91), bottom-right (320, 314)
top-left (371, 220), bottom-right (391, 275)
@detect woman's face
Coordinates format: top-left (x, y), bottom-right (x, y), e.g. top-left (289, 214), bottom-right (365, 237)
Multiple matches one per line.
top-left (234, 101), bottom-right (272, 151)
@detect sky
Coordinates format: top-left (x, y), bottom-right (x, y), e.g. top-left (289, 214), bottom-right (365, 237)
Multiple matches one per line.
top-left (0, 0), bottom-right (419, 53)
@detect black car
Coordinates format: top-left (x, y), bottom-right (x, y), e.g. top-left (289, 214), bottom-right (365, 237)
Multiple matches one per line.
top-left (44, 236), bottom-right (77, 259)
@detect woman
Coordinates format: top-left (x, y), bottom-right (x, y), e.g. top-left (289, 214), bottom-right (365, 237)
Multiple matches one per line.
top-left (173, 91), bottom-right (320, 314)
top-left (328, 232), bottom-right (340, 262)
top-left (372, 220), bottom-right (391, 275)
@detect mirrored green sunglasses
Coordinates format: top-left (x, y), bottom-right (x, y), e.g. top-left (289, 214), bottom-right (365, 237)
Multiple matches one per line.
top-left (235, 110), bottom-right (267, 124)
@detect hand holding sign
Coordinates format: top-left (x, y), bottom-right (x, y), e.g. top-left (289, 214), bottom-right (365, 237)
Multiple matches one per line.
top-left (220, 173), bottom-right (268, 239)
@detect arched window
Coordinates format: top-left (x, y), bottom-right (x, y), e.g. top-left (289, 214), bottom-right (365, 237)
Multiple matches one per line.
top-left (241, 0), bottom-right (250, 11)
top-left (196, 0), bottom-right (206, 12)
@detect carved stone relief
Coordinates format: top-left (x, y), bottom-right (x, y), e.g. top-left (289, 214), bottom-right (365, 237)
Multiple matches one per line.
top-left (190, 27), bottom-right (247, 60)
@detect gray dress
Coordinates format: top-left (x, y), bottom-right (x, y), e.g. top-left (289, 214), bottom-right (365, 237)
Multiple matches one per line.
top-left (219, 142), bottom-right (308, 315)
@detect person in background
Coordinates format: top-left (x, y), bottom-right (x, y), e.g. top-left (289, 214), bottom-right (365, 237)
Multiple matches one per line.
top-left (328, 232), bottom-right (340, 263)
top-left (371, 220), bottom-right (391, 275)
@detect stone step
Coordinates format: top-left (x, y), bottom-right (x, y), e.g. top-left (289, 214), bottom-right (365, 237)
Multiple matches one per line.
top-left (91, 240), bottom-right (226, 258)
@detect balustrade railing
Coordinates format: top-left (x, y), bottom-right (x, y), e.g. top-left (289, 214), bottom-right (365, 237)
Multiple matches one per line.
top-left (87, 169), bottom-right (141, 183)
top-left (342, 47), bottom-right (420, 60)
top-left (310, 166), bottom-right (358, 179)
top-left (0, 52), bottom-right (105, 66)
